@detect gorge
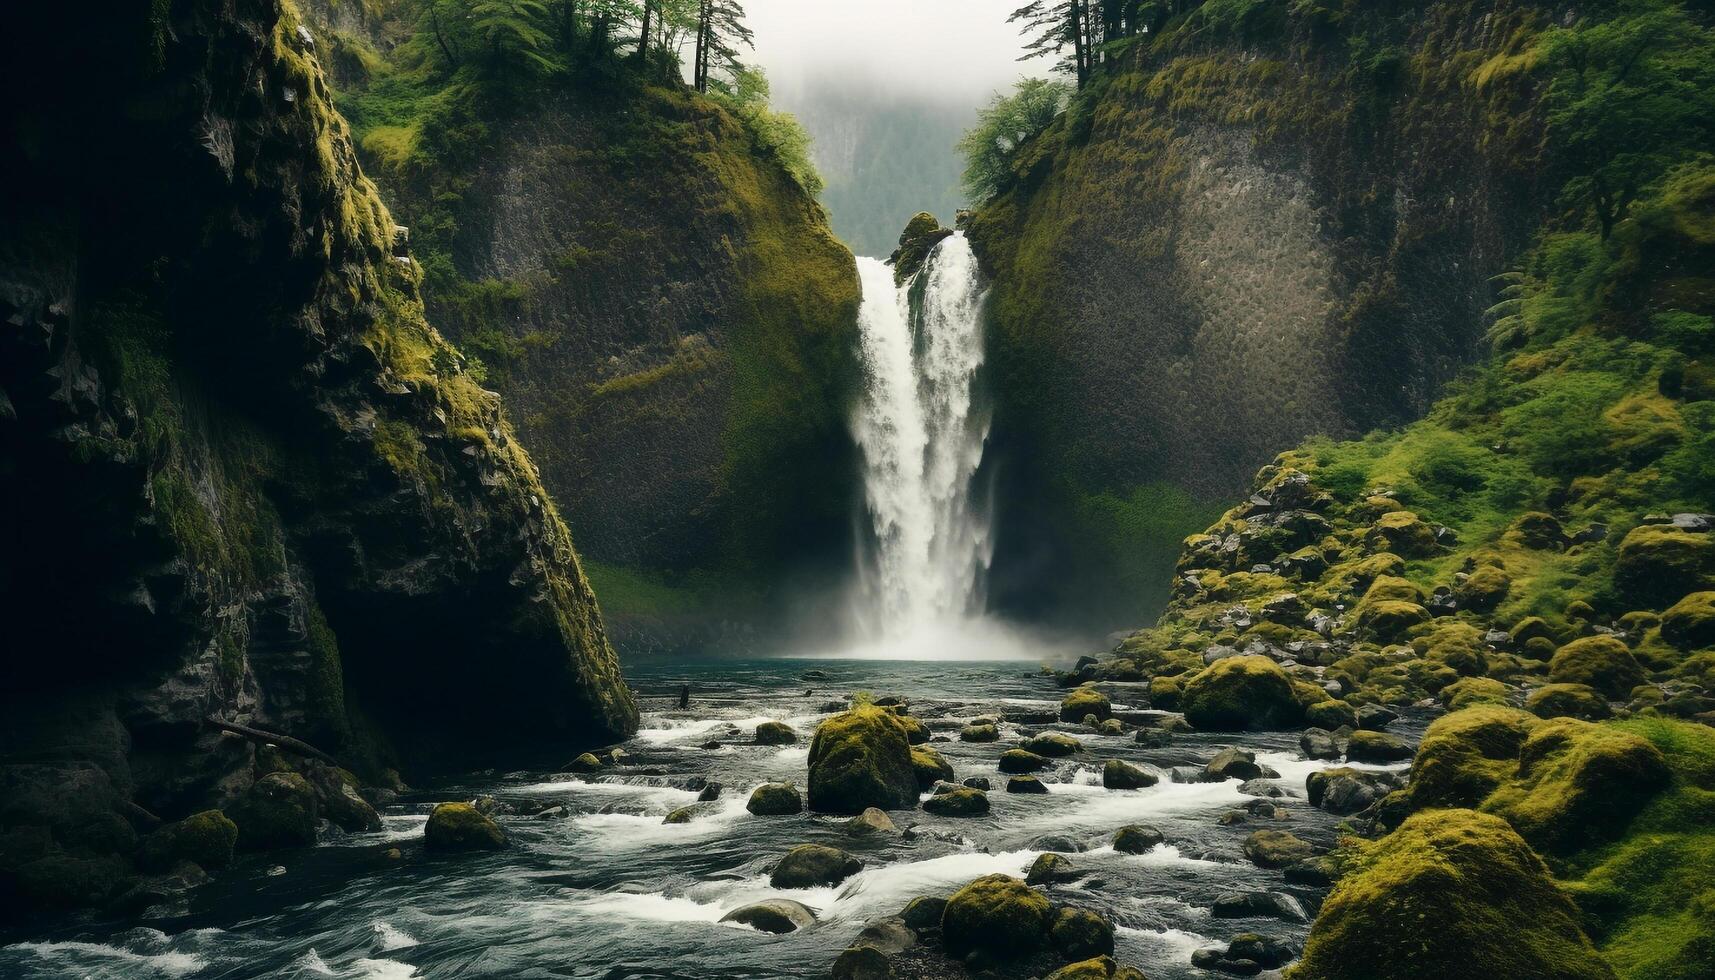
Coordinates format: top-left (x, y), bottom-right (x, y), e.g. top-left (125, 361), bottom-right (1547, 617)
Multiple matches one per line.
top-left (3, 1), bottom-right (1714, 979)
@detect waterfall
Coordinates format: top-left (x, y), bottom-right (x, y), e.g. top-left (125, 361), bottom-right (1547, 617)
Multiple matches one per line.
top-left (850, 233), bottom-right (993, 651)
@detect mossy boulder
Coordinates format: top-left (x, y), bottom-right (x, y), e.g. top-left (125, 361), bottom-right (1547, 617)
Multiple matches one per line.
top-left (1484, 717), bottom-right (1670, 854)
top-left (567, 752), bottom-right (604, 774)
top-left (137, 810), bottom-right (238, 872)
top-left (1549, 636), bottom-right (1646, 699)
top-left (1046, 957), bottom-right (1145, 980)
top-left (1181, 655), bottom-right (1305, 730)
top-left (1060, 687), bottom-right (1112, 722)
top-left (229, 772), bottom-right (320, 851)
top-left (960, 723), bottom-right (1000, 742)
top-left (1454, 564), bottom-right (1511, 610)
top-left (1360, 575), bottom-right (1425, 605)
top-left (1355, 599), bottom-right (1431, 641)
top-left (1616, 524), bottom-right (1715, 605)
top-left (424, 802), bottom-right (506, 852)
top-left (1102, 760), bottom-right (1157, 790)
top-left (910, 746), bottom-right (956, 790)
top-left (1526, 683), bottom-right (1612, 720)
top-left (1000, 749), bottom-right (1049, 773)
top-left (807, 707), bottom-right (919, 813)
top-left (1007, 775), bottom-right (1049, 793)
top-left (895, 715), bottom-right (931, 745)
top-left (1290, 810), bottom-right (1615, 980)
top-left (1242, 830), bottom-right (1314, 868)
top-left (1051, 907), bottom-right (1116, 959)
top-left (1113, 825), bottom-right (1165, 853)
top-left (1305, 699), bottom-right (1358, 729)
top-left (1506, 511), bottom-right (1568, 550)
top-left (746, 782), bottom-right (804, 815)
top-left (1022, 732), bottom-right (1083, 757)
top-left (890, 212), bottom-right (954, 285)
top-left (1027, 852), bottom-right (1080, 885)
top-left (771, 844), bottom-right (863, 888)
top-left (1408, 707), bottom-right (1540, 810)
top-left (1368, 511), bottom-right (1439, 557)
top-left (1345, 730), bottom-right (1413, 763)
top-left (756, 721), bottom-right (798, 745)
top-left (922, 787), bottom-right (990, 817)
top-left (941, 874), bottom-right (1053, 959)
top-left (1661, 591), bottom-right (1715, 650)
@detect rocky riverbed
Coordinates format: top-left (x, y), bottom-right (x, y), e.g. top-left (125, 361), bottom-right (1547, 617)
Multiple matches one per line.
top-left (0, 658), bottom-right (1421, 979)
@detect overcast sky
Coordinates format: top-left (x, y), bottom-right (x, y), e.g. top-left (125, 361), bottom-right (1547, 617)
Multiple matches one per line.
top-left (742, 0), bottom-right (1054, 104)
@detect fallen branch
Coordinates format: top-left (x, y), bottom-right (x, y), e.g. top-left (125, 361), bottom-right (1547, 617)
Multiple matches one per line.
top-left (206, 718), bottom-right (342, 768)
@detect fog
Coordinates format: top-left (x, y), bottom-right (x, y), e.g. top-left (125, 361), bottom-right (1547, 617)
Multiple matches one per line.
top-left (743, 0), bottom-right (1053, 105)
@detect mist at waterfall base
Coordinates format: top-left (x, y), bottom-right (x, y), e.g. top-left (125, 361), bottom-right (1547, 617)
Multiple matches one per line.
top-left (813, 233), bottom-right (1070, 662)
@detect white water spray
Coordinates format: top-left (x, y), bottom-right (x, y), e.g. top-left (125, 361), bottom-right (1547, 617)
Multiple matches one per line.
top-left (848, 233), bottom-right (996, 655)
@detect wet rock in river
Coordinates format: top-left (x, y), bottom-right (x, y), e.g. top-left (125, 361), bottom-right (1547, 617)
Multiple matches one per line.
top-left (807, 707), bottom-right (920, 813)
top-left (424, 802), bottom-right (506, 852)
top-left (1344, 730), bottom-right (1413, 763)
top-left (721, 898), bottom-right (817, 934)
top-left (843, 807), bottom-right (898, 836)
top-left (756, 721), bottom-right (798, 745)
top-left (962, 776), bottom-right (991, 790)
top-left (921, 787), bottom-right (989, 817)
top-left (900, 895), bottom-right (948, 931)
top-left (137, 810), bottom-right (237, 872)
top-left (1242, 829), bottom-right (1314, 868)
top-left (1051, 906), bottom-right (1115, 959)
top-left (1204, 747), bottom-right (1264, 781)
top-left (1061, 687), bottom-right (1113, 722)
top-left (697, 781), bottom-right (723, 801)
top-left (1032, 833), bottom-right (1087, 853)
top-left (771, 844), bottom-right (863, 888)
top-left (911, 745), bottom-right (956, 789)
top-left (1211, 890), bottom-right (1307, 922)
top-left (1026, 852), bottom-right (1082, 885)
top-left (1307, 767), bottom-right (1403, 815)
top-left (942, 874), bottom-right (1053, 959)
top-left (1101, 759), bottom-right (1157, 790)
top-left (746, 782), bottom-right (804, 815)
top-left (1000, 749), bottom-right (1049, 773)
top-left (566, 752), bottom-right (604, 774)
top-left (1112, 825), bottom-right (1164, 854)
top-left (1007, 775), bottom-right (1049, 793)
top-left (1299, 727), bottom-right (1343, 760)
top-left (1022, 732), bottom-right (1082, 757)
top-left (960, 723), bottom-right (1000, 742)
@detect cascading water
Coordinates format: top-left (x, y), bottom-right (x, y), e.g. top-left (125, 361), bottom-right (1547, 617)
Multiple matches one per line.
top-left (849, 233), bottom-right (995, 654)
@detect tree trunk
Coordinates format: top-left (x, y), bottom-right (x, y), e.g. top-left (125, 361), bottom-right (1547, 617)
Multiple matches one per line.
top-left (1071, 0), bottom-right (1088, 89)
top-left (638, 0), bottom-right (652, 61)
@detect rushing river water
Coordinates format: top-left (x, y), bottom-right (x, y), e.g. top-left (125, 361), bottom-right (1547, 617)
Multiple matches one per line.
top-left (0, 658), bottom-right (1419, 980)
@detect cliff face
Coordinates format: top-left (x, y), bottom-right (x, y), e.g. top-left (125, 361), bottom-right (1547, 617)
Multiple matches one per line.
top-left (0, 0), bottom-right (635, 915)
top-left (317, 7), bottom-right (863, 649)
top-left (968, 0), bottom-right (1550, 629)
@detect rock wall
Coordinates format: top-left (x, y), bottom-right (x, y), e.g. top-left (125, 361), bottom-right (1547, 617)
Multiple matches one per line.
top-left (312, 5), bottom-right (864, 648)
top-left (967, 0), bottom-right (1551, 629)
top-left (0, 0), bottom-right (635, 917)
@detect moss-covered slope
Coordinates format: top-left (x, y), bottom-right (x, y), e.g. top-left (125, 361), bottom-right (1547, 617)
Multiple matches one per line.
top-left (307, 2), bottom-right (862, 648)
top-left (0, 0), bottom-right (635, 917)
top-left (968, 0), bottom-right (1561, 627)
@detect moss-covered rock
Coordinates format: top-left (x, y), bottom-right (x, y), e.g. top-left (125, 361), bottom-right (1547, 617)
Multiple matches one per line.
top-left (1113, 825), bottom-right (1165, 854)
top-left (1101, 760), bottom-right (1157, 790)
top-left (1021, 732), bottom-right (1083, 757)
top-left (1661, 591), bottom-right (1715, 650)
top-left (1527, 683), bottom-right (1613, 720)
top-left (1506, 511), bottom-right (1568, 550)
top-left (1484, 717), bottom-right (1670, 854)
top-left (1181, 655), bottom-right (1305, 730)
top-left (808, 707), bottom-right (919, 814)
top-left (1454, 564), bottom-right (1511, 611)
top-left (1616, 525), bottom-right (1715, 606)
top-left (1061, 688), bottom-right (1113, 722)
top-left (1355, 599), bottom-right (1432, 641)
top-left (1000, 749), bottom-right (1049, 774)
top-left (746, 782), bottom-right (804, 815)
top-left (890, 212), bottom-right (955, 285)
top-left (960, 723), bottom-right (1000, 742)
top-left (1346, 730), bottom-right (1413, 763)
top-left (229, 773), bottom-right (320, 851)
top-left (910, 746), bottom-right (956, 790)
top-left (756, 721), bottom-right (798, 745)
top-left (1290, 810), bottom-right (1615, 980)
top-left (1242, 830), bottom-right (1314, 868)
top-left (424, 802), bottom-right (506, 852)
top-left (941, 874), bottom-right (1054, 960)
top-left (1369, 512), bottom-right (1439, 557)
top-left (922, 787), bottom-right (990, 817)
top-left (894, 715), bottom-right (931, 746)
top-left (1549, 636), bottom-right (1647, 699)
top-left (1408, 707), bottom-right (1540, 810)
top-left (137, 810), bottom-right (238, 873)
top-left (1051, 907), bottom-right (1116, 960)
top-left (1305, 699), bottom-right (1359, 729)
top-left (771, 844), bottom-right (863, 888)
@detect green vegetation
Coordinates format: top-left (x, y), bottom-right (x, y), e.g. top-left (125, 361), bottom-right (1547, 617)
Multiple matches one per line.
top-left (957, 77), bottom-right (1072, 202)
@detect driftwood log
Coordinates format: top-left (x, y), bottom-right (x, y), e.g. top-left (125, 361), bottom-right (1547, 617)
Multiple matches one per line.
top-left (206, 718), bottom-right (343, 768)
